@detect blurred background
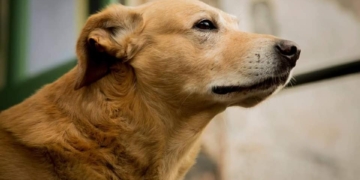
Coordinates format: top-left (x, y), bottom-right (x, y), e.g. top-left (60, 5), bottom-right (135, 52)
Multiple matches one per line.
top-left (0, 0), bottom-right (359, 179)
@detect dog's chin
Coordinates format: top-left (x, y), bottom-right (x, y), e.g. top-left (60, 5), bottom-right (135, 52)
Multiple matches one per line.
top-left (212, 74), bottom-right (290, 107)
top-left (231, 87), bottom-right (280, 107)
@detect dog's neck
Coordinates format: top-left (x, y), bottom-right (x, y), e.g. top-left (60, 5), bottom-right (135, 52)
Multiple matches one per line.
top-left (40, 64), bottom-right (221, 177)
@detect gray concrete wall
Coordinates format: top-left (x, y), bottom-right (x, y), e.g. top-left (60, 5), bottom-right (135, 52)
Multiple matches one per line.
top-left (220, 73), bottom-right (360, 180)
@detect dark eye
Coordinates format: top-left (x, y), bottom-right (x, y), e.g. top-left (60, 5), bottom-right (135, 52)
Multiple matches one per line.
top-left (194, 20), bottom-right (217, 30)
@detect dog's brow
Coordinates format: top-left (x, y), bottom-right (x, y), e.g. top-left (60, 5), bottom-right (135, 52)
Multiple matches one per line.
top-left (196, 9), bottom-right (219, 18)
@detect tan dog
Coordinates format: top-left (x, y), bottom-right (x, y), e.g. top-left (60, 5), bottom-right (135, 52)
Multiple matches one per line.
top-left (0, 0), bottom-right (300, 179)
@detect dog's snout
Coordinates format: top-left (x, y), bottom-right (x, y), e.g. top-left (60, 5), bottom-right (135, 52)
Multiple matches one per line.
top-left (275, 40), bottom-right (301, 67)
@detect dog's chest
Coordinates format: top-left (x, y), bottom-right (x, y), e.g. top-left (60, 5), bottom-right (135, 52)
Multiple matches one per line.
top-left (48, 135), bottom-right (159, 179)
top-left (49, 130), bottom-right (201, 180)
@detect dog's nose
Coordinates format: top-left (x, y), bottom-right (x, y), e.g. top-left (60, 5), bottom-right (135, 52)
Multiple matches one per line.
top-left (275, 40), bottom-right (301, 67)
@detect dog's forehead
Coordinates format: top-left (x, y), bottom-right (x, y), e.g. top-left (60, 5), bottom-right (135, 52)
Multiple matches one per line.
top-left (140, 0), bottom-right (237, 24)
top-left (145, 0), bottom-right (211, 11)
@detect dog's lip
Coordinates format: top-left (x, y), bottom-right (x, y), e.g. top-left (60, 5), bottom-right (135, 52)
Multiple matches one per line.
top-left (212, 74), bottom-right (289, 95)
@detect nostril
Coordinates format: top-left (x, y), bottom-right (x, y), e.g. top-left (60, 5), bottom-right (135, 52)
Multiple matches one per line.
top-left (289, 46), bottom-right (297, 55)
top-left (276, 41), bottom-right (299, 56)
top-left (275, 40), bottom-right (301, 67)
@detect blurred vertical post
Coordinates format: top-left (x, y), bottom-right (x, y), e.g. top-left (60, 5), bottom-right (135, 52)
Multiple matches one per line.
top-left (89, 0), bottom-right (121, 15)
top-left (76, 0), bottom-right (89, 35)
top-left (7, 0), bottom-right (29, 85)
top-left (0, 0), bottom-right (8, 89)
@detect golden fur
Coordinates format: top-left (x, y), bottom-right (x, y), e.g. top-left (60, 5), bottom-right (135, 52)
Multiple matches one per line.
top-left (0, 0), bottom-right (300, 179)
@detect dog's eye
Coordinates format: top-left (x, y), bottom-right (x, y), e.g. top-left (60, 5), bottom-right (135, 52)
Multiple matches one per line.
top-left (194, 20), bottom-right (217, 30)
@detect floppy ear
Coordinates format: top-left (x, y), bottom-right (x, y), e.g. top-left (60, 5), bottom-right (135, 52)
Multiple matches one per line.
top-left (74, 4), bottom-right (143, 90)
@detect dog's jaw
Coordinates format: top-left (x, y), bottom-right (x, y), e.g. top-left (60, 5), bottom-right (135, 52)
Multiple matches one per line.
top-left (211, 73), bottom-right (289, 95)
top-left (209, 68), bottom-right (294, 107)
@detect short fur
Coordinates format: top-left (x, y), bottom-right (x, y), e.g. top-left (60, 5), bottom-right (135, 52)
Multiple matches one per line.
top-left (0, 0), bottom-right (299, 179)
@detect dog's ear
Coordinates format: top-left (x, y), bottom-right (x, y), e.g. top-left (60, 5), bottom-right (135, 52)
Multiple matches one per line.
top-left (74, 5), bottom-right (143, 90)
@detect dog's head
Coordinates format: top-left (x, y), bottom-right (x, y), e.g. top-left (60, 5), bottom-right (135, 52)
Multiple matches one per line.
top-left (75, 0), bottom-right (300, 109)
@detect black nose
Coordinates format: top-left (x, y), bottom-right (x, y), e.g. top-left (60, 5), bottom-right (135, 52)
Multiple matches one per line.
top-left (275, 40), bottom-right (301, 67)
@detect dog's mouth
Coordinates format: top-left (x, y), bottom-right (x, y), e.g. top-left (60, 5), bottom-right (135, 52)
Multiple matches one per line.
top-left (212, 74), bottom-right (289, 95)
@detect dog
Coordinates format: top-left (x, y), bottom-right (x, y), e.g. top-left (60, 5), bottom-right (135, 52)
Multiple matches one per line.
top-left (0, 0), bottom-right (300, 179)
